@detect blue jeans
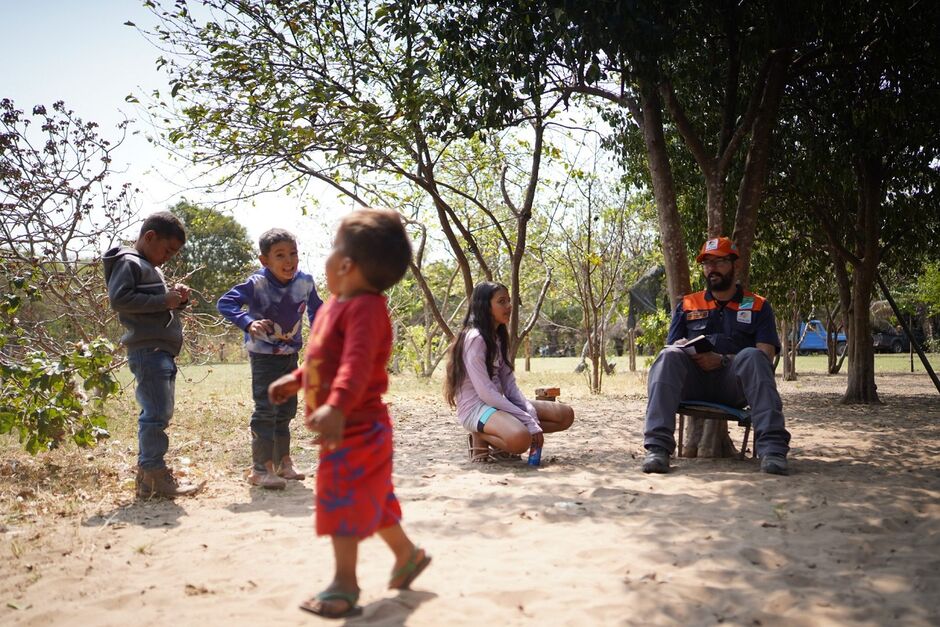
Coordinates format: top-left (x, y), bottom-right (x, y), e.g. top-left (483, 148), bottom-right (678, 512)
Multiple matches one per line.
top-left (127, 348), bottom-right (177, 470)
top-left (249, 353), bottom-right (299, 471)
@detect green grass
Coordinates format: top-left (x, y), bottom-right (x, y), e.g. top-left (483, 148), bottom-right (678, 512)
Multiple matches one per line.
top-left (789, 352), bottom-right (940, 374)
top-left (166, 356), bottom-right (648, 404)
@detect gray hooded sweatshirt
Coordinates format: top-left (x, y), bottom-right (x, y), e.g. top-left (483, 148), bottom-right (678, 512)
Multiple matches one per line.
top-left (102, 246), bottom-right (183, 355)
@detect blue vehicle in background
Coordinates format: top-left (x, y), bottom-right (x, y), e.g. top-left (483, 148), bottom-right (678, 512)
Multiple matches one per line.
top-left (797, 320), bottom-right (847, 355)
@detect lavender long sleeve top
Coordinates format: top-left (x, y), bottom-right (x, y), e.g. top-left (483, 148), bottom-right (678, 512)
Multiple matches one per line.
top-left (455, 329), bottom-right (542, 434)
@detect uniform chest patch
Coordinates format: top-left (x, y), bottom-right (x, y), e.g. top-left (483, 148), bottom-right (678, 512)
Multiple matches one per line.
top-left (737, 310), bottom-right (752, 324)
top-left (686, 310), bottom-right (709, 321)
top-left (739, 296), bottom-right (755, 310)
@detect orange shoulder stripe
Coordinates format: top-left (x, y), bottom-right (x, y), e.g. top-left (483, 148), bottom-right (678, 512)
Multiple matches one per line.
top-left (682, 291), bottom-right (713, 312)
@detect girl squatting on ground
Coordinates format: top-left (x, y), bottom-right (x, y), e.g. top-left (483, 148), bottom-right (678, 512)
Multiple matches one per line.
top-left (444, 281), bottom-right (575, 463)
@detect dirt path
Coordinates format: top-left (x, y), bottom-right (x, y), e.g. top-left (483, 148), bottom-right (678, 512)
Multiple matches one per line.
top-left (1, 372), bottom-right (938, 626)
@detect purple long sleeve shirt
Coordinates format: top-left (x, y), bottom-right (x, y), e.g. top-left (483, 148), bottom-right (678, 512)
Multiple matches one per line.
top-left (216, 268), bottom-right (322, 355)
top-left (455, 329), bottom-right (542, 434)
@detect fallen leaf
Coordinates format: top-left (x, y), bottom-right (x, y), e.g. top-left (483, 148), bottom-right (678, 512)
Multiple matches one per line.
top-left (184, 583), bottom-right (210, 595)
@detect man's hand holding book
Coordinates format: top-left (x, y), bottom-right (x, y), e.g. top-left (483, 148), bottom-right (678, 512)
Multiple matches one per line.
top-left (668, 335), bottom-right (727, 371)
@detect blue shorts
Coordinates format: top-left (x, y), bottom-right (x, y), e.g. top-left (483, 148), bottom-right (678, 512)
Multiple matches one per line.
top-left (476, 406), bottom-right (498, 433)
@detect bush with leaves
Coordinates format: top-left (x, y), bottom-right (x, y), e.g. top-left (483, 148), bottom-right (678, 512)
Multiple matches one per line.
top-left (1, 98), bottom-right (136, 453)
top-left (0, 277), bottom-right (118, 453)
top-left (915, 263), bottom-right (940, 317)
top-left (638, 308), bottom-right (671, 368)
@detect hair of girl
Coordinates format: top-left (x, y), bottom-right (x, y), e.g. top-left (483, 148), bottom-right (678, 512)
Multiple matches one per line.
top-left (443, 281), bottom-right (511, 408)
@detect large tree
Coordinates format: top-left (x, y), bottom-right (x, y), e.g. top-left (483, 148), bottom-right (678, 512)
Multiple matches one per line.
top-left (140, 0), bottom-right (561, 357)
top-left (423, 0), bottom-right (810, 303)
top-left (165, 200), bottom-right (255, 310)
top-left (777, 0), bottom-right (940, 403)
top-left (423, 0), bottom-right (811, 456)
top-left (545, 135), bottom-right (656, 392)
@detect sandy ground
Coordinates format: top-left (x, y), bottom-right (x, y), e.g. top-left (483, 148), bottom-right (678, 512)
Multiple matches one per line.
top-left (1, 371), bottom-right (939, 626)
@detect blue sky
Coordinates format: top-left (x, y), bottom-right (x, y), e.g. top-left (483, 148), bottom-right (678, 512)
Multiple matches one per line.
top-left (1, 0), bottom-right (337, 268)
top-left (2, 2), bottom-right (155, 112)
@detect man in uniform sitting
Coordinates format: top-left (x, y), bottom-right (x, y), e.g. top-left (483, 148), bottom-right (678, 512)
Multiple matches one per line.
top-left (641, 237), bottom-right (791, 476)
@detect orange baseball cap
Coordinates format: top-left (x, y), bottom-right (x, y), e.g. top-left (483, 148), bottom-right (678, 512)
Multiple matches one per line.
top-left (695, 236), bottom-right (738, 262)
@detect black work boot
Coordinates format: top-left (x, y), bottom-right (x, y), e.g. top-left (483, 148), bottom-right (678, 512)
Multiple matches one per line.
top-left (641, 446), bottom-right (670, 474)
top-left (760, 453), bottom-right (789, 476)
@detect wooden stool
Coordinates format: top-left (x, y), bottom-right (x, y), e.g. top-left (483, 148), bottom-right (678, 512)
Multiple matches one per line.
top-left (677, 401), bottom-right (753, 459)
top-left (534, 387), bottom-right (560, 401)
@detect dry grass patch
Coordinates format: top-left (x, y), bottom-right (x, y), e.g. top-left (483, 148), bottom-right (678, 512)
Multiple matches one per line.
top-left (1, 357), bottom-right (645, 533)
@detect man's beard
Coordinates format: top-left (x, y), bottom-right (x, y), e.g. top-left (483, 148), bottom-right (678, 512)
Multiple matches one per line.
top-left (707, 269), bottom-right (735, 291)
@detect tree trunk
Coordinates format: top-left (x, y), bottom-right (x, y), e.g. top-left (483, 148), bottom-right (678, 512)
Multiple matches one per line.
top-left (781, 318), bottom-right (797, 381)
top-left (790, 305), bottom-right (801, 374)
top-left (844, 281), bottom-right (879, 403)
top-left (592, 340), bottom-right (602, 393)
top-left (639, 83), bottom-right (733, 456)
top-left (638, 82), bottom-right (691, 309)
top-left (731, 49), bottom-right (791, 288)
top-left (825, 313), bottom-right (842, 374)
top-left (842, 156), bottom-right (883, 404)
top-left (655, 48), bottom-right (791, 457)
top-left (782, 289), bottom-right (799, 380)
top-left (826, 242), bottom-right (853, 375)
top-left (507, 121), bottom-right (543, 361)
top-left (705, 177), bottom-right (725, 237)
top-left (628, 328), bottom-right (637, 372)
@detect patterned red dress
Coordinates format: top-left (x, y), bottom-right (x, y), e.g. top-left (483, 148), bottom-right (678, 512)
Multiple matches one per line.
top-left (299, 293), bottom-right (402, 537)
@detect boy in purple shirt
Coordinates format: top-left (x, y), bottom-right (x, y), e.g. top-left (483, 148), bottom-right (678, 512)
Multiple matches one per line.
top-left (217, 228), bottom-right (322, 488)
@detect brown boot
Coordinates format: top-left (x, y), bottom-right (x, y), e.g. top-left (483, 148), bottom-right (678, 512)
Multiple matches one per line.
top-left (276, 456), bottom-right (306, 480)
top-left (137, 467), bottom-right (203, 498)
top-left (247, 462), bottom-right (287, 490)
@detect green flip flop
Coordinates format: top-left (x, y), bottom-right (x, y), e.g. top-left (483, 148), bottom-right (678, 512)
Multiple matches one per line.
top-left (299, 589), bottom-right (363, 618)
top-left (389, 547), bottom-right (432, 590)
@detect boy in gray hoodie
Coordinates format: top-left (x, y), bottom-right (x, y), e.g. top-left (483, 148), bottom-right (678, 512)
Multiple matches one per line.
top-left (103, 211), bottom-right (202, 498)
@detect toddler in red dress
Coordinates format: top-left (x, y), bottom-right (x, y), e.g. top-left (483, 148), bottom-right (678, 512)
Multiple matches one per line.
top-left (269, 208), bottom-right (430, 619)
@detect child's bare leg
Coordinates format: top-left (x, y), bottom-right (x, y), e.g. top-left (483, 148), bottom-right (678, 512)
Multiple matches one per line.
top-left (378, 524), bottom-right (431, 589)
top-left (377, 523), bottom-right (414, 564)
top-left (331, 535), bottom-right (359, 590)
top-left (469, 432), bottom-right (488, 450)
top-left (309, 535), bottom-right (360, 615)
top-left (532, 400), bottom-right (575, 433)
top-left (478, 412), bottom-right (530, 454)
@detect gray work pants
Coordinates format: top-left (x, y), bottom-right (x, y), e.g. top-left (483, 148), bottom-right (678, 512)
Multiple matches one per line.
top-left (643, 346), bottom-right (791, 457)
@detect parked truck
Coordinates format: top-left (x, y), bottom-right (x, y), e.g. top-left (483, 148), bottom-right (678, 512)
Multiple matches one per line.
top-left (797, 320), bottom-right (847, 356)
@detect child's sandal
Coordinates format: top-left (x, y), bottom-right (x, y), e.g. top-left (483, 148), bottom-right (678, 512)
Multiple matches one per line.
top-left (299, 589), bottom-right (362, 618)
top-left (467, 434), bottom-right (496, 463)
top-left (490, 449), bottom-right (522, 461)
top-left (389, 547), bottom-right (432, 589)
